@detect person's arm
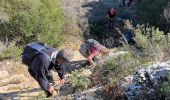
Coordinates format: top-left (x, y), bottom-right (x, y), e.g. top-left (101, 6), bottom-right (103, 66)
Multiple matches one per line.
top-left (88, 53), bottom-right (96, 66)
top-left (54, 64), bottom-right (65, 85)
top-left (54, 64), bottom-right (64, 80)
top-left (107, 14), bottom-right (113, 20)
top-left (29, 54), bottom-right (54, 95)
top-left (38, 66), bottom-right (55, 95)
top-left (35, 55), bottom-right (54, 94)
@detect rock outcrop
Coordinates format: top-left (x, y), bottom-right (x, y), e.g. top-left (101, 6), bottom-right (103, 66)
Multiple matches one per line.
top-left (122, 61), bottom-right (170, 99)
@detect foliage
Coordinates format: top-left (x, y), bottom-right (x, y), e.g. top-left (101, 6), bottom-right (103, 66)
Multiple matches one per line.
top-left (134, 24), bottom-right (170, 61)
top-left (70, 70), bottom-right (91, 90)
top-left (138, 0), bottom-right (169, 32)
top-left (162, 2), bottom-right (170, 34)
top-left (0, 0), bottom-right (65, 47)
top-left (0, 42), bottom-right (22, 60)
top-left (92, 52), bottom-right (151, 85)
top-left (88, 20), bottom-right (107, 39)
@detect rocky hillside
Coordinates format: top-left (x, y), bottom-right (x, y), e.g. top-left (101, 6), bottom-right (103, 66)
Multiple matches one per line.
top-left (0, 49), bottom-right (125, 99)
top-left (0, 0), bottom-right (170, 99)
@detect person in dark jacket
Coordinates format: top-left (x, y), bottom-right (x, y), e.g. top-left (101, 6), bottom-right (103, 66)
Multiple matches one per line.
top-left (27, 47), bottom-right (73, 97)
top-left (107, 8), bottom-right (117, 28)
top-left (124, 31), bottom-right (136, 45)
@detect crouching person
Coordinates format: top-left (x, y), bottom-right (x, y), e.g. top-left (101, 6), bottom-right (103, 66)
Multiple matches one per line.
top-left (79, 39), bottom-right (109, 67)
top-left (21, 42), bottom-right (73, 97)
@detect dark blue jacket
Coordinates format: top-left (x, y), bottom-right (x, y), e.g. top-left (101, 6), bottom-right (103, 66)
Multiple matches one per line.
top-left (28, 48), bottom-right (64, 92)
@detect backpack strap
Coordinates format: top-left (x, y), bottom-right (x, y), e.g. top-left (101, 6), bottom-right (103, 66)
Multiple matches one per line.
top-left (51, 51), bottom-right (58, 64)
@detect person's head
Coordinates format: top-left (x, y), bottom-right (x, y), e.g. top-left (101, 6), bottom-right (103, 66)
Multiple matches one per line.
top-left (111, 8), bottom-right (116, 13)
top-left (55, 48), bottom-right (74, 64)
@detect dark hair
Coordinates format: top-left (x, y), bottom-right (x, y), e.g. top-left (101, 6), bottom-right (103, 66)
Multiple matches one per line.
top-left (56, 48), bottom-right (73, 62)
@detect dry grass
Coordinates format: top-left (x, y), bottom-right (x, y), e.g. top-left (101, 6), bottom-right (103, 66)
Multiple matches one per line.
top-left (60, 35), bottom-right (84, 51)
top-left (9, 74), bottom-right (27, 84)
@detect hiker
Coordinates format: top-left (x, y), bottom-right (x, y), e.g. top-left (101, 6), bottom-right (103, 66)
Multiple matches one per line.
top-left (128, 0), bottom-right (133, 6)
top-left (123, 31), bottom-right (136, 45)
top-left (107, 8), bottom-right (117, 28)
top-left (79, 39), bottom-right (109, 67)
top-left (21, 42), bottom-right (73, 97)
top-left (122, 0), bottom-right (133, 7)
top-left (122, 0), bottom-right (126, 7)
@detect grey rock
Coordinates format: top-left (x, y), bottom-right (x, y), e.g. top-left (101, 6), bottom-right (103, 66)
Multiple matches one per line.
top-left (122, 62), bottom-right (170, 99)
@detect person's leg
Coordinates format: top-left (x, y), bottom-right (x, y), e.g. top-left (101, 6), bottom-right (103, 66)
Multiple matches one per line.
top-left (111, 19), bottom-right (114, 28)
top-left (30, 55), bottom-right (53, 97)
top-left (109, 19), bottom-right (112, 28)
top-left (45, 71), bottom-right (53, 97)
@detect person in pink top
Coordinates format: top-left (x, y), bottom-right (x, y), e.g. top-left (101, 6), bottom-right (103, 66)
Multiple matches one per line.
top-left (80, 39), bottom-right (109, 67)
top-left (88, 45), bottom-right (103, 66)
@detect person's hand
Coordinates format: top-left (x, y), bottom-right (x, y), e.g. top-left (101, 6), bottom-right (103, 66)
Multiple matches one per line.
top-left (60, 79), bottom-right (65, 85)
top-left (48, 85), bottom-right (54, 94)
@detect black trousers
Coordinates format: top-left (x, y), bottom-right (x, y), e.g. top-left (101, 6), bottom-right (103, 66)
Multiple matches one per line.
top-left (109, 19), bottom-right (114, 28)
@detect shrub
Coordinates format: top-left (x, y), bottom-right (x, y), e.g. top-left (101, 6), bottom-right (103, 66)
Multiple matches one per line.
top-left (0, 0), bottom-right (65, 47)
top-left (0, 42), bottom-right (22, 60)
top-left (70, 70), bottom-right (91, 90)
top-left (138, 0), bottom-right (168, 26)
top-left (92, 51), bottom-right (151, 85)
top-left (134, 25), bottom-right (170, 61)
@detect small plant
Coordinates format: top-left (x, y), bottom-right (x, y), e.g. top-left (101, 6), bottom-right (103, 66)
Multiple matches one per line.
top-left (0, 42), bottom-right (22, 60)
top-left (70, 70), bottom-right (91, 90)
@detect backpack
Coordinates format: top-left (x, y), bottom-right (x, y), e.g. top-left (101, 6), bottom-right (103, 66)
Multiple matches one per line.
top-left (85, 39), bottom-right (101, 49)
top-left (79, 39), bottom-right (101, 57)
top-left (21, 42), bottom-right (52, 66)
top-left (79, 43), bottom-right (91, 58)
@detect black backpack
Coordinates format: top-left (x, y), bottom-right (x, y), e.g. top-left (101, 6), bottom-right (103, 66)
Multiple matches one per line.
top-left (21, 42), bottom-right (52, 66)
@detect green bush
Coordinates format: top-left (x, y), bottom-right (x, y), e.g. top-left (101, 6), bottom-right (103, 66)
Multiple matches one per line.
top-left (0, 42), bottom-right (22, 60)
top-left (138, 0), bottom-right (168, 25)
top-left (92, 52), bottom-right (151, 85)
top-left (134, 25), bottom-right (170, 61)
top-left (0, 0), bottom-right (65, 47)
top-left (70, 70), bottom-right (91, 90)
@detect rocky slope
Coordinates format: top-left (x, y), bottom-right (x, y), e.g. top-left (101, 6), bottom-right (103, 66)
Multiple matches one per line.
top-left (0, 49), bottom-right (126, 99)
